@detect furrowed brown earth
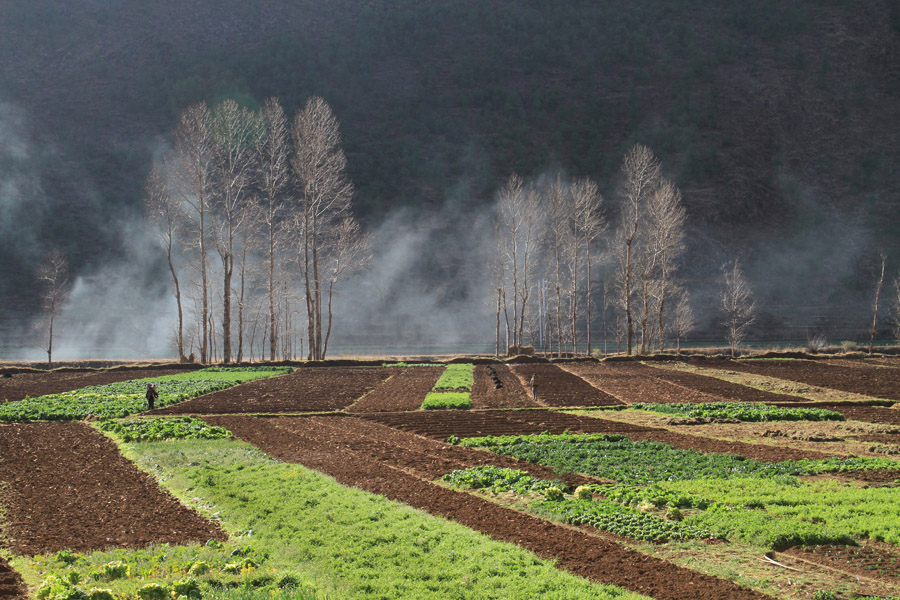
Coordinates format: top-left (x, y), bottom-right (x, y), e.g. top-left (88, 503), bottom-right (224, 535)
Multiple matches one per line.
top-left (151, 367), bottom-right (393, 414)
top-left (362, 409), bottom-right (831, 462)
top-left (769, 402), bottom-right (900, 426)
top-left (701, 359), bottom-right (900, 401)
top-left (507, 363), bottom-right (622, 407)
top-left (785, 541), bottom-right (900, 583)
top-left (0, 558), bottom-right (25, 600)
top-left (0, 422), bottom-right (225, 555)
top-left (642, 362), bottom-right (810, 403)
top-left (561, 361), bottom-right (725, 404)
top-left (471, 364), bottom-right (538, 409)
top-left (347, 367), bottom-right (443, 412)
top-left (0, 369), bottom-right (186, 403)
top-left (207, 414), bottom-right (772, 600)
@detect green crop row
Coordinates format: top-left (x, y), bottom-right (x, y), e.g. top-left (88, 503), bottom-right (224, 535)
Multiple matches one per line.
top-left (455, 433), bottom-right (899, 485)
top-left (586, 483), bottom-right (711, 510)
top-left (98, 417), bottom-right (231, 443)
top-left (448, 432), bottom-right (628, 447)
top-left (442, 465), bottom-right (710, 543)
top-left (539, 498), bottom-right (713, 542)
top-left (432, 363), bottom-right (474, 391)
top-left (421, 392), bottom-right (472, 410)
top-left (24, 541), bottom-right (318, 600)
top-left (0, 367), bottom-right (291, 423)
top-left (631, 402), bottom-right (845, 422)
top-left (441, 465), bottom-right (561, 494)
top-left (382, 362), bottom-right (444, 367)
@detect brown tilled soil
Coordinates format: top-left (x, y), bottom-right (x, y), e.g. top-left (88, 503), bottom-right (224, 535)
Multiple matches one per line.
top-left (701, 359), bottom-right (900, 401)
top-left (785, 541), bottom-right (900, 583)
top-left (151, 367), bottom-right (393, 414)
top-left (362, 408), bottom-right (831, 462)
top-left (507, 363), bottom-right (622, 407)
top-left (471, 364), bottom-right (538, 409)
top-left (562, 361), bottom-right (724, 404)
top-left (347, 367), bottom-right (443, 412)
top-left (207, 415), bottom-right (772, 600)
top-left (644, 363), bottom-right (810, 403)
top-left (0, 422), bottom-right (225, 555)
top-left (0, 558), bottom-right (24, 600)
top-left (0, 369), bottom-right (185, 403)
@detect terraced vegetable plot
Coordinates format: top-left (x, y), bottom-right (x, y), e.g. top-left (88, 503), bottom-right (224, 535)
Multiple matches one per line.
top-left (507, 363), bottom-right (622, 406)
top-left (0, 422), bottom-right (225, 555)
top-left (700, 358), bottom-right (900, 401)
top-left (638, 362), bottom-right (810, 403)
top-left (561, 361), bottom-right (723, 404)
top-left (205, 414), bottom-right (770, 600)
top-left (152, 367), bottom-right (391, 414)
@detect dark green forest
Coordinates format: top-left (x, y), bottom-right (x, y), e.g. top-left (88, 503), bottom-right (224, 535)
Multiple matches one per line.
top-left (1, 0), bottom-right (899, 346)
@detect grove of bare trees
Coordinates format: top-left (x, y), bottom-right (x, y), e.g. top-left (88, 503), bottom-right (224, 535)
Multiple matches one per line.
top-left (493, 144), bottom-right (692, 358)
top-left (145, 96), bottom-right (370, 363)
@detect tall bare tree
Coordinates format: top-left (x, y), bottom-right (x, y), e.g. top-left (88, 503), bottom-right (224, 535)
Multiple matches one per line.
top-left (494, 174), bottom-right (541, 349)
top-left (547, 175), bottom-right (573, 356)
top-left (257, 97), bottom-right (292, 361)
top-left (292, 97), bottom-right (359, 360)
top-left (891, 273), bottom-right (900, 343)
top-left (647, 178), bottom-right (686, 352)
top-left (614, 144), bottom-right (661, 355)
top-left (869, 253), bottom-right (887, 355)
top-left (209, 99), bottom-right (264, 364)
top-left (168, 102), bottom-right (213, 363)
top-left (321, 217), bottom-right (372, 357)
top-left (572, 177), bottom-right (604, 356)
top-left (720, 259), bottom-right (756, 357)
top-left (144, 165), bottom-right (188, 361)
top-left (36, 249), bottom-right (69, 365)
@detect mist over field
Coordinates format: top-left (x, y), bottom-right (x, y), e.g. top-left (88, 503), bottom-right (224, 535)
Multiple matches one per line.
top-left (1, 1), bottom-right (899, 359)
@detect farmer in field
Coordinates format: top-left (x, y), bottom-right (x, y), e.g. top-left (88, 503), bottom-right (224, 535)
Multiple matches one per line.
top-left (530, 373), bottom-right (539, 402)
top-left (146, 383), bottom-right (158, 410)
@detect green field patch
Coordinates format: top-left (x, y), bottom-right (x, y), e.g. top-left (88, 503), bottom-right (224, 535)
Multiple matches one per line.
top-left (421, 392), bottom-right (472, 410)
top-left (382, 362), bottom-right (444, 367)
top-left (99, 417), bottom-right (232, 443)
top-left (432, 363), bottom-right (474, 391)
top-left (97, 438), bottom-right (648, 600)
top-left (631, 402), bottom-right (845, 422)
top-left (15, 541), bottom-right (320, 600)
top-left (0, 367), bottom-right (292, 423)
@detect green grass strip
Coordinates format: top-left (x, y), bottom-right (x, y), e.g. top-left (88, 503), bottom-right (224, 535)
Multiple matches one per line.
top-left (108, 438), bottom-right (649, 600)
top-left (631, 402), bottom-right (844, 422)
top-left (0, 367), bottom-right (291, 423)
top-left (421, 392), bottom-right (472, 410)
top-left (432, 363), bottom-right (474, 391)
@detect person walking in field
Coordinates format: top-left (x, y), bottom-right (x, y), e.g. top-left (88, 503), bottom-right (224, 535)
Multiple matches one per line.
top-left (146, 383), bottom-right (158, 410)
top-left (530, 373), bottom-right (539, 402)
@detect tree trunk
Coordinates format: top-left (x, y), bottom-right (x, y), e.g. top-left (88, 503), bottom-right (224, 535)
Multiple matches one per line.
top-left (222, 252), bottom-right (233, 364)
top-left (624, 239), bottom-right (633, 355)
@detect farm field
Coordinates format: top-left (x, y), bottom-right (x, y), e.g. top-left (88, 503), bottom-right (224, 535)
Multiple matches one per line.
top-left (1, 358), bottom-right (899, 600)
top-left (0, 368), bottom-right (191, 403)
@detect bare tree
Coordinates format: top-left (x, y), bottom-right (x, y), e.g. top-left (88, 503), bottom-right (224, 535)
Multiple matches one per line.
top-left (494, 174), bottom-right (541, 349)
top-left (257, 97), bottom-right (292, 361)
top-left (36, 249), bottom-right (69, 365)
top-left (144, 165), bottom-right (188, 361)
top-left (647, 179), bottom-right (686, 352)
top-left (321, 217), bottom-right (372, 357)
top-left (547, 175), bottom-right (573, 357)
top-left (720, 259), bottom-right (756, 357)
top-left (891, 274), bottom-right (900, 343)
top-left (671, 287), bottom-right (696, 355)
top-left (292, 97), bottom-right (360, 360)
top-left (572, 177), bottom-right (604, 356)
top-left (168, 102), bottom-right (213, 363)
top-left (614, 144), bottom-right (661, 355)
top-left (209, 99), bottom-right (264, 363)
top-left (869, 253), bottom-right (887, 355)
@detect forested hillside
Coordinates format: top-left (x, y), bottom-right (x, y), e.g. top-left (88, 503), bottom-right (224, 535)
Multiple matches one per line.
top-left (1, 0), bottom-right (899, 347)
